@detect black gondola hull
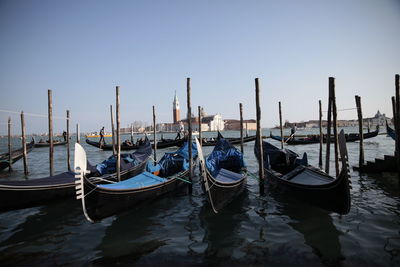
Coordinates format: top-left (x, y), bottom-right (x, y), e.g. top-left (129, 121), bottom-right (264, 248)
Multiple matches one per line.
top-left (0, 141), bottom-right (35, 171)
top-left (83, 170), bottom-right (189, 221)
top-left (86, 138), bottom-right (185, 150)
top-left (0, 157), bottom-right (148, 212)
top-left (265, 167), bottom-right (351, 214)
top-left (34, 141), bottom-right (68, 147)
top-left (201, 135), bottom-right (256, 147)
top-left (270, 129), bottom-right (379, 145)
top-left (204, 173), bottom-right (247, 212)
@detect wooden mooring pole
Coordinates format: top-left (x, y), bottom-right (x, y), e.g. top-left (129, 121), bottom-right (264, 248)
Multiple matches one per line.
top-left (187, 78), bottom-right (193, 194)
top-left (239, 103), bottom-right (244, 154)
top-left (7, 117), bottom-right (12, 172)
top-left (48, 89), bottom-right (54, 177)
top-left (331, 77), bottom-right (339, 177)
top-left (355, 95), bottom-right (364, 169)
top-left (198, 106), bottom-right (202, 147)
top-left (66, 110), bottom-right (70, 171)
top-left (325, 81), bottom-right (332, 174)
top-left (116, 86), bottom-right (121, 182)
top-left (319, 100), bottom-right (323, 169)
top-left (21, 111), bottom-right (28, 175)
top-left (395, 74), bottom-right (400, 175)
top-left (279, 101), bottom-right (284, 149)
top-left (130, 124), bottom-right (134, 143)
top-left (76, 123), bottom-right (80, 143)
top-left (255, 78), bottom-right (265, 194)
top-left (110, 105), bottom-right (116, 155)
top-left (153, 105), bottom-right (157, 164)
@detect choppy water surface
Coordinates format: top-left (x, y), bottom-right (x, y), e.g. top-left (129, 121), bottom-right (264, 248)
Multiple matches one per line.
top-left (0, 128), bottom-right (399, 266)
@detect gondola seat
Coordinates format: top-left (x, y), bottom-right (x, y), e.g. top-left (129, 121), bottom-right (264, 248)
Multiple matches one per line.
top-left (215, 168), bottom-right (243, 183)
top-left (98, 172), bottom-right (167, 190)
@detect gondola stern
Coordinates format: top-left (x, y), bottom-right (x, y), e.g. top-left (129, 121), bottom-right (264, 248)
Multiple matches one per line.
top-left (74, 143), bottom-right (95, 223)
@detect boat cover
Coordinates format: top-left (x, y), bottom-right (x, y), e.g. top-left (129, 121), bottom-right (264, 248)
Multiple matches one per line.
top-left (206, 138), bottom-right (245, 177)
top-left (154, 141), bottom-right (197, 177)
top-left (95, 139), bottom-right (152, 175)
top-left (98, 171), bottom-right (167, 190)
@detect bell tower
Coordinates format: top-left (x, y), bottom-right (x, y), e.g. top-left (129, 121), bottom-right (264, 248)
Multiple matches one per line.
top-left (173, 91), bottom-right (180, 124)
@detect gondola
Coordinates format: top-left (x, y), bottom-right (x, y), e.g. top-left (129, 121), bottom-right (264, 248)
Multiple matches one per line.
top-left (386, 121), bottom-right (396, 140)
top-left (255, 130), bottom-right (351, 214)
top-left (0, 139), bottom-right (152, 212)
top-left (75, 141), bottom-right (198, 222)
top-left (270, 126), bottom-right (379, 145)
top-left (200, 134), bottom-right (257, 147)
top-left (195, 134), bottom-right (247, 213)
top-left (85, 134), bottom-right (185, 150)
top-left (0, 140), bottom-right (35, 171)
top-left (34, 139), bottom-right (68, 147)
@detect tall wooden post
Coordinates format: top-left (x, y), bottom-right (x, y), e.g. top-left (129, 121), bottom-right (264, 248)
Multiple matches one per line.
top-left (331, 77), bottom-right (339, 177)
top-left (355, 95), bottom-right (364, 169)
top-left (7, 117), bottom-right (12, 172)
top-left (153, 105), bottom-right (157, 164)
top-left (110, 105), bottom-right (116, 155)
top-left (130, 124), bottom-right (134, 143)
top-left (66, 110), bottom-right (70, 171)
top-left (116, 86), bottom-right (121, 182)
top-left (319, 100), bottom-right (323, 169)
top-left (198, 106), bottom-right (202, 147)
top-left (279, 101), bottom-right (284, 149)
top-left (187, 78), bottom-right (193, 194)
top-left (395, 74), bottom-right (400, 175)
top-left (76, 123), bottom-right (80, 143)
top-left (239, 103), bottom-right (244, 154)
top-left (20, 112), bottom-right (28, 174)
top-left (255, 78), bottom-right (264, 194)
top-left (325, 82), bottom-right (332, 174)
top-left (48, 89), bottom-right (54, 176)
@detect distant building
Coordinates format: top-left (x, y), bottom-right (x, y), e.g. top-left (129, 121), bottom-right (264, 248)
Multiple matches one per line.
top-left (364, 110), bottom-right (390, 126)
top-left (173, 90), bottom-right (180, 124)
top-left (224, 119), bottom-right (256, 130)
top-left (280, 110), bottom-right (391, 130)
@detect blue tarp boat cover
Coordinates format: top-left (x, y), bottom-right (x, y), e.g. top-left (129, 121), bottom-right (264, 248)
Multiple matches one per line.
top-left (95, 139), bottom-right (152, 175)
top-left (206, 138), bottom-right (245, 177)
top-left (259, 141), bottom-right (308, 169)
top-left (98, 171), bottom-right (167, 190)
top-left (147, 141), bottom-right (198, 177)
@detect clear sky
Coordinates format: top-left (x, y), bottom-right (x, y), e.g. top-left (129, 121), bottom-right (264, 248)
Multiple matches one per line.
top-left (0, 0), bottom-right (399, 134)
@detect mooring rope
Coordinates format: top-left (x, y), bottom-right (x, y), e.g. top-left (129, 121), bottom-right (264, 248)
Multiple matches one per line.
top-left (243, 169), bottom-right (261, 181)
top-left (0, 109), bottom-right (67, 120)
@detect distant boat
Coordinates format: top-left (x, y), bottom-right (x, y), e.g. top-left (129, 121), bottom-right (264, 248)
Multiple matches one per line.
top-left (86, 134), bottom-right (185, 150)
top-left (85, 133), bottom-right (112, 138)
top-left (386, 121), bottom-right (396, 140)
top-left (0, 140), bottom-right (35, 171)
top-left (270, 126), bottom-right (379, 145)
top-left (200, 132), bottom-right (257, 147)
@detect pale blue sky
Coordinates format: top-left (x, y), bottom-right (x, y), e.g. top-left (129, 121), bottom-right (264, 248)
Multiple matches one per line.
top-left (1, 0), bottom-right (399, 134)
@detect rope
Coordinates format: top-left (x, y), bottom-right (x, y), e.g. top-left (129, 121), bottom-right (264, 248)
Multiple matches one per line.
top-left (170, 173), bottom-right (192, 184)
top-left (89, 177), bottom-right (117, 184)
top-left (244, 169), bottom-right (261, 181)
top-left (0, 109), bottom-right (67, 120)
top-left (322, 108), bottom-right (357, 113)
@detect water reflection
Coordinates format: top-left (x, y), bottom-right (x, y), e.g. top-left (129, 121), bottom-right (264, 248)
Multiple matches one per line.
top-left (278, 195), bottom-right (344, 266)
top-left (0, 199), bottom-right (82, 264)
top-left (199, 190), bottom-right (249, 264)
